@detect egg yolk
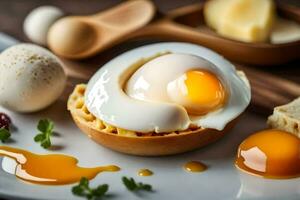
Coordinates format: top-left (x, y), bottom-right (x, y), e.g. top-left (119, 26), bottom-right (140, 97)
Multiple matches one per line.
top-left (169, 70), bottom-right (226, 115)
top-left (235, 129), bottom-right (300, 179)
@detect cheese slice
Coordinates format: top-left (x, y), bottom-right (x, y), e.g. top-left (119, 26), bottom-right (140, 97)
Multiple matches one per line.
top-left (204, 0), bottom-right (236, 30)
top-left (204, 0), bottom-right (275, 43)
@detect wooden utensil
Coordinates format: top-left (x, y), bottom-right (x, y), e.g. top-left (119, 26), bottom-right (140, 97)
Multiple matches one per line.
top-left (132, 3), bottom-right (300, 66)
top-left (47, 0), bottom-right (155, 59)
top-left (50, 1), bottom-right (300, 65)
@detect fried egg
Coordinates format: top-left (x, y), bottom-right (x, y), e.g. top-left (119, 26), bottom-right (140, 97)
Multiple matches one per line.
top-left (125, 53), bottom-right (228, 115)
top-left (85, 42), bottom-right (250, 133)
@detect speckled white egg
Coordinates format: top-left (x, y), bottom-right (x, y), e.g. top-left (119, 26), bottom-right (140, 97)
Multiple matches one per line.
top-left (0, 43), bottom-right (66, 112)
top-left (24, 6), bottom-right (64, 45)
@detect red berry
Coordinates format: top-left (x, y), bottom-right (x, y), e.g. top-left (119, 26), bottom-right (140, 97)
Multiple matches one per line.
top-left (0, 113), bottom-right (11, 130)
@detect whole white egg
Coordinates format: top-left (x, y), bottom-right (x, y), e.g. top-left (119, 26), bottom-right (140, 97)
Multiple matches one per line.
top-left (0, 43), bottom-right (66, 112)
top-left (23, 6), bottom-right (64, 45)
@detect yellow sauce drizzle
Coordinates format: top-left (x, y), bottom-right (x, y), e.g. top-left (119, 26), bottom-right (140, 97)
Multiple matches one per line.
top-left (0, 146), bottom-right (120, 185)
top-left (138, 169), bottom-right (153, 176)
top-left (184, 161), bottom-right (207, 172)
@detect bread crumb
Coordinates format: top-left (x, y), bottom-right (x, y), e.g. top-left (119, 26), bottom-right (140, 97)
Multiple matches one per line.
top-left (267, 97), bottom-right (300, 138)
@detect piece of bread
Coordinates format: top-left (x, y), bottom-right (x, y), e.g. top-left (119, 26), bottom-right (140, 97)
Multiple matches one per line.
top-left (267, 97), bottom-right (300, 138)
top-left (68, 84), bottom-right (240, 156)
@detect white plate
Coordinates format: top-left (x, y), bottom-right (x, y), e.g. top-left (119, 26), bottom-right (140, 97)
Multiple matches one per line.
top-left (1, 102), bottom-right (300, 200)
top-left (0, 41), bottom-right (299, 200)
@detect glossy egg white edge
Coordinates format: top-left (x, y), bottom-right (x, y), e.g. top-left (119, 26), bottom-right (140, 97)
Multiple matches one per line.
top-left (85, 42), bottom-right (251, 133)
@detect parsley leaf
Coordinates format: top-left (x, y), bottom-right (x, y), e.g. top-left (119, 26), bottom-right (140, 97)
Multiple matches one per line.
top-left (34, 119), bottom-right (54, 149)
top-left (72, 177), bottom-right (109, 200)
top-left (122, 176), bottom-right (152, 192)
top-left (0, 128), bottom-right (11, 143)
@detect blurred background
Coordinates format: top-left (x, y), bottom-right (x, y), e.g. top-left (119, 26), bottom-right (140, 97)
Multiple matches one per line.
top-left (0, 0), bottom-right (299, 81)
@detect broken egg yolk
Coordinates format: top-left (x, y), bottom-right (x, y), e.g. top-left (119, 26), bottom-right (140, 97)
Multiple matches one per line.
top-left (235, 129), bottom-right (300, 179)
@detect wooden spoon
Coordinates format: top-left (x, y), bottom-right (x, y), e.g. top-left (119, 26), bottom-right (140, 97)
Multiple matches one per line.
top-left (47, 0), bottom-right (155, 59)
top-left (50, 1), bottom-right (300, 65)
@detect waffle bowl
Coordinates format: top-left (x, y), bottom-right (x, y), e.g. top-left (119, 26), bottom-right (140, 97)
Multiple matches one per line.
top-left (68, 84), bottom-right (240, 156)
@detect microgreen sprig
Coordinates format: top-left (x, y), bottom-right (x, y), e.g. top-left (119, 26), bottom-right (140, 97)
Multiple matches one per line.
top-left (122, 176), bottom-right (152, 192)
top-left (72, 177), bottom-right (109, 200)
top-left (0, 128), bottom-right (11, 143)
top-left (34, 119), bottom-right (54, 149)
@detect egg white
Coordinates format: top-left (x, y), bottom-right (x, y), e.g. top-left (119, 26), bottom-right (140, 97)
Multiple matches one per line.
top-left (85, 42), bottom-right (251, 133)
top-left (125, 53), bottom-right (229, 108)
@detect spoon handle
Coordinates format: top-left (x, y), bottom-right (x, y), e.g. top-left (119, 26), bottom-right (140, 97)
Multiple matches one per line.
top-left (90, 0), bottom-right (155, 23)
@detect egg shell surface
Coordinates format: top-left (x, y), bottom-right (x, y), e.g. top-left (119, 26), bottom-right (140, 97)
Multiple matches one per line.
top-left (0, 43), bottom-right (66, 112)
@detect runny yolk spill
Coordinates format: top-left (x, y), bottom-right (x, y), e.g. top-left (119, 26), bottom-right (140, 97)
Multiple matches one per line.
top-left (0, 146), bottom-right (120, 185)
top-left (184, 161), bottom-right (207, 173)
top-left (183, 70), bottom-right (226, 115)
top-left (235, 129), bottom-right (300, 179)
top-left (138, 169), bottom-right (153, 176)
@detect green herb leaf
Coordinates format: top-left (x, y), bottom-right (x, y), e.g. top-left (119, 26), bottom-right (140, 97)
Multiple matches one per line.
top-left (72, 177), bottom-right (109, 200)
top-left (72, 185), bottom-right (85, 196)
top-left (122, 176), bottom-right (153, 192)
top-left (34, 119), bottom-right (54, 149)
top-left (122, 177), bottom-right (137, 191)
top-left (93, 184), bottom-right (109, 196)
top-left (0, 128), bottom-right (11, 143)
top-left (137, 182), bottom-right (152, 191)
top-left (41, 139), bottom-right (51, 149)
top-left (34, 133), bottom-right (45, 142)
top-left (38, 119), bottom-right (53, 132)
top-left (80, 177), bottom-right (89, 187)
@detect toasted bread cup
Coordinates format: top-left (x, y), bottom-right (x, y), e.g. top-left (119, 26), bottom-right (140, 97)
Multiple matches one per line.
top-left (68, 84), bottom-right (240, 156)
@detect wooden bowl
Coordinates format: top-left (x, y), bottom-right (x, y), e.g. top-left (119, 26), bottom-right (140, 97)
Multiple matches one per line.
top-left (132, 3), bottom-right (300, 66)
